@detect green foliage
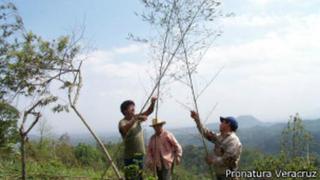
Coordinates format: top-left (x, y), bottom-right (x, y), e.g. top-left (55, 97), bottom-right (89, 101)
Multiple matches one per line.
top-left (0, 159), bottom-right (106, 179)
top-left (0, 134), bottom-right (319, 179)
top-left (55, 133), bottom-right (78, 166)
top-left (281, 113), bottom-right (313, 158)
top-left (123, 154), bottom-right (144, 179)
top-left (74, 143), bottom-right (104, 168)
top-left (253, 152), bottom-right (319, 179)
top-left (0, 2), bottom-right (23, 99)
top-left (252, 114), bottom-right (320, 179)
top-left (0, 101), bottom-right (19, 156)
top-left (239, 148), bottom-right (264, 170)
top-left (124, 163), bottom-right (142, 179)
top-left (0, 3), bottom-right (84, 178)
top-left (0, 135), bottom-right (117, 179)
top-left (181, 145), bottom-right (209, 176)
top-left (172, 165), bottom-right (210, 179)
top-left (25, 139), bottom-right (56, 162)
top-left (3, 31), bottom-right (78, 100)
top-left (0, 2), bottom-right (81, 115)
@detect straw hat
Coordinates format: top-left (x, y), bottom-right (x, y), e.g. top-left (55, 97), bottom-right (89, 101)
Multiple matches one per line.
top-left (150, 118), bottom-right (166, 127)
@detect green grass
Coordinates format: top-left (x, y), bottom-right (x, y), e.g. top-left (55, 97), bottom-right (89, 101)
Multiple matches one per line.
top-left (0, 159), bottom-right (112, 179)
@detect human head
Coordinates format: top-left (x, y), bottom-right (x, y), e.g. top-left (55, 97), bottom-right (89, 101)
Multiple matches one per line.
top-left (120, 100), bottom-right (135, 117)
top-left (219, 116), bottom-right (238, 133)
top-left (153, 124), bottom-right (164, 136)
top-left (150, 118), bottom-right (166, 135)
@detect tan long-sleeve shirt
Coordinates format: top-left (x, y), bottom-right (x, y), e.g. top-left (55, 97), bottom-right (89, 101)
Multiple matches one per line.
top-left (196, 121), bottom-right (242, 175)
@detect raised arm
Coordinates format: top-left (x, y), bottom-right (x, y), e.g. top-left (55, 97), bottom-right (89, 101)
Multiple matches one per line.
top-left (119, 115), bottom-right (147, 137)
top-left (119, 119), bottom-right (137, 137)
top-left (190, 111), bottom-right (218, 142)
top-left (141, 97), bottom-right (157, 116)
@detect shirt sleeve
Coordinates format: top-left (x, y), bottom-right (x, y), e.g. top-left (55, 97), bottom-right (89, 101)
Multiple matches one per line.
top-left (118, 120), bottom-right (126, 137)
top-left (213, 137), bottom-right (242, 168)
top-left (167, 132), bottom-right (183, 158)
top-left (195, 121), bottom-right (218, 143)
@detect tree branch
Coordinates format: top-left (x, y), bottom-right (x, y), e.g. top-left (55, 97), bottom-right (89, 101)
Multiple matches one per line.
top-left (23, 112), bottom-right (41, 136)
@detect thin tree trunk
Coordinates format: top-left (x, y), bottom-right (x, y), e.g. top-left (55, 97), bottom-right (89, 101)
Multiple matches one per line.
top-left (18, 104), bottom-right (41, 180)
top-left (20, 131), bottom-right (26, 180)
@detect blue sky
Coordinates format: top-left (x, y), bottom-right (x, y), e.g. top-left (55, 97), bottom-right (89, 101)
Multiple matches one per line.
top-left (14, 0), bottom-right (147, 48)
top-left (11, 0), bottom-right (320, 135)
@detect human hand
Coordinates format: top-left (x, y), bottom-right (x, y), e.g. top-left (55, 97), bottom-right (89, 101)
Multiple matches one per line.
top-left (175, 156), bottom-right (181, 165)
top-left (207, 131), bottom-right (215, 140)
top-left (190, 110), bottom-right (200, 122)
top-left (205, 155), bottom-right (214, 165)
top-left (136, 115), bottom-right (148, 122)
top-left (151, 96), bottom-right (157, 104)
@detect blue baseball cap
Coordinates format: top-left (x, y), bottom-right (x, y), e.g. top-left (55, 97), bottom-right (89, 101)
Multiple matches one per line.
top-left (220, 116), bottom-right (238, 131)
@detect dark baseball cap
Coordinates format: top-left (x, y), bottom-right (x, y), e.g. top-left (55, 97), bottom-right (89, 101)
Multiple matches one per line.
top-left (220, 116), bottom-right (238, 131)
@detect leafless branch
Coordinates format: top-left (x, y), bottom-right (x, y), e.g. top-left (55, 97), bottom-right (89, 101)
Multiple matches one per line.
top-left (196, 65), bottom-right (224, 100)
top-left (204, 102), bottom-right (218, 125)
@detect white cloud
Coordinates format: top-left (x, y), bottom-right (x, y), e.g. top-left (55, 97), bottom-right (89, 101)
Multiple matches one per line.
top-left (204, 13), bottom-right (320, 70)
top-left (84, 43), bottom-right (151, 78)
top-left (113, 43), bottom-right (147, 54)
top-left (194, 12), bottom-right (320, 121)
top-left (222, 15), bottom-right (279, 28)
top-left (86, 50), bottom-right (114, 65)
top-left (246, 0), bottom-right (317, 6)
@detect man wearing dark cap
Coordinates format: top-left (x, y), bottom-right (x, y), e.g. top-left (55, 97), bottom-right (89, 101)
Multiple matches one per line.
top-left (119, 97), bottom-right (157, 180)
top-left (190, 111), bottom-right (242, 180)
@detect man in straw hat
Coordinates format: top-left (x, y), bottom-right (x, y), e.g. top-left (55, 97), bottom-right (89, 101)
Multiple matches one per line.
top-left (118, 97), bottom-right (157, 180)
top-left (190, 111), bottom-right (242, 180)
top-left (146, 118), bottom-right (182, 180)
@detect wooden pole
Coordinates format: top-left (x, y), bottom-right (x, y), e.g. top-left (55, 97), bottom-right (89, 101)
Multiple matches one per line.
top-left (182, 43), bottom-right (215, 179)
top-left (68, 64), bottom-right (122, 180)
top-left (70, 105), bottom-right (123, 179)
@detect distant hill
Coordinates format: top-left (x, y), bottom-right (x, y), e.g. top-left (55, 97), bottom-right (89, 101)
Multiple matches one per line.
top-left (237, 115), bottom-right (273, 128)
top-left (30, 116), bottom-right (320, 155)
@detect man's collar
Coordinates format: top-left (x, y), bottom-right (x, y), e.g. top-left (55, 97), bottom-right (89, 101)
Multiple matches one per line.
top-left (124, 116), bottom-right (134, 121)
top-left (221, 131), bottom-right (233, 138)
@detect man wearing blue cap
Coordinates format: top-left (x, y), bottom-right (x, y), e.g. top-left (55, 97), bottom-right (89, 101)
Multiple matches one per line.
top-left (190, 111), bottom-right (242, 180)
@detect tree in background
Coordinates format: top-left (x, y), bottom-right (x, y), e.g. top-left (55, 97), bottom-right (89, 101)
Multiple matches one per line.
top-left (281, 113), bottom-right (313, 159)
top-left (253, 113), bottom-right (319, 178)
top-left (29, 118), bottom-right (55, 161)
top-left (0, 2), bottom-right (84, 179)
top-left (55, 133), bottom-right (78, 167)
top-left (0, 3), bottom-right (21, 156)
top-left (74, 143), bottom-right (103, 168)
top-left (0, 101), bottom-right (19, 156)
top-left (37, 118), bottom-right (53, 149)
top-left (0, 2), bottom-right (124, 179)
top-left (0, 2), bottom-right (23, 100)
